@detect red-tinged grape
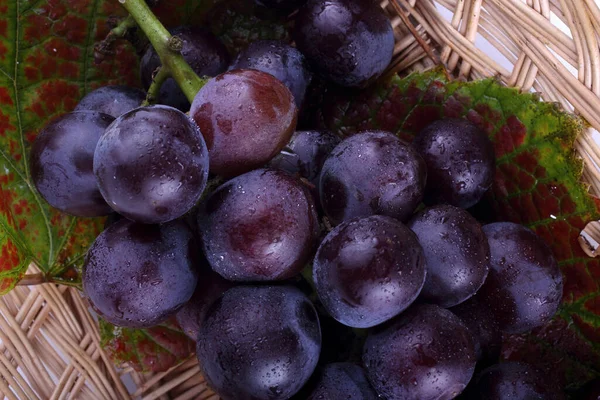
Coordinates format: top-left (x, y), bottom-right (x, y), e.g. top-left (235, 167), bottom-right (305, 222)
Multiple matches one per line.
top-left (230, 41), bottom-right (312, 107)
top-left (198, 168), bottom-right (319, 281)
top-left (190, 69), bottom-right (298, 177)
top-left (294, 0), bottom-right (394, 88)
top-left (313, 215), bottom-right (425, 328)
top-left (466, 362), bottom-right (565, 400)
top-left (74, 85), bottom-right (145, 118)
top-left (30, 111), bottom-right (114, 217)
top-left (413, 118), bottom-right (495, 209)
top-left (140, 26), bottom-right (229, 111)
top-left (319, 131), bottom-right (426, 225)
top-left (363, 304), bottom-right (476, 400)
top-left (94, 105), bottom-right (209, 224)
top-left (307, 363), bottom-right (378, 400)
top-left (408, 205), bottom-right (490, 308)
top-left (196, 285), bottom-right (321, 400)
top-left (479, 222), bottom-right (563, 334)
top-left (82, 219), bottom-right (198, 328)
top-left (175, 265), bottom-right (234, 340)
top-left (450, 295), bottom-right (501, 363)
top-left (269, 130), bottom-right (341, 185)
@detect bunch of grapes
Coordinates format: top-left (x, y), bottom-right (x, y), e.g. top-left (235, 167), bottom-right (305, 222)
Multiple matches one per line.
top-left (30, 0), bottom-right (565, 398)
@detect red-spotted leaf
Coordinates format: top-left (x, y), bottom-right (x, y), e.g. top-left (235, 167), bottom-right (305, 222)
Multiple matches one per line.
top-left (99, 317), bottom-right (195, 373)
top-left (0, 0), bottom-right (144, 293)
top-left (313, 68), bottom-right (600, 387)
top-left (501, 318), bottom-right (600, 391)
top-left (0, 0), bottom-right (223, 293)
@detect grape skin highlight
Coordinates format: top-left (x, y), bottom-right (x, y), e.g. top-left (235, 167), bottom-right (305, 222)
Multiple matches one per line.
top-left (198, 168), bottom-right (319, 281)
top-left (313, 215), bottom-right (426, 328)
top-left (363, 304), bottom-right (476, 400)
top-left (74, 85), bottom-right (145, 118)
top-left (319, 130), bottom-right (427, 225)
top-left (83, 219), bottom-right (199, 328)
top-left (30, 111), bottom-right (115, 217)
top-left (190, 69), bottom-right (298, 177)
top-left (94, 105), bottom-right (209, 224)
top-left (197, 285), bottom-right (321, 400)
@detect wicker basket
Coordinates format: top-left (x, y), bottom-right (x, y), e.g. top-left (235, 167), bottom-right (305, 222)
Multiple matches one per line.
top-left (2, 0), bottom-right (600, 398)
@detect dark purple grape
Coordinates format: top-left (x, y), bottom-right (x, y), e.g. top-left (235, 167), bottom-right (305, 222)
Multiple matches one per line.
top-left (363, 304), bottom-right (476, 400)
top-left (319, 131), bottom-right (426, 225)
top-left (175, 266), bottom-right (234, 340)
top-left (255, 0), bottom-right (306, 13)
top-left (82, 219), bottom-right (198, 328)
top-left (307, 363), bottom-right (377, 400)
top-left (140, 26), bottom-right (229, 111)
top-left (450, 296), bottom-right (501, 363)
top-left (408, 205), bottom-right (490, 308)
top-left (30, 111), bottom-right (114, 217)
top-left (74, 85), bottom-right (145, 118)
top-left (190, 69), bottom-right (298, 177)
top-left (479, 222), bottom-right (563, 334)
top-left (196, 285), bottom-right (321, 400)
top-left (313, 215), bottom-right (425, 328)
top-left (466, 362), bottom-right (564, 400)
top-left (94, 105), bottom-right (209, 224)
top-left (198, 168), bottom-right (319, 281)
top-left (294, 0), bottom-right (394, 88)
top-left (230, 40), bottom-right (312, 107)
top-left (269, 130), bottom-right (340, 185)
top-left (413, 118), bottom-right (495, 209)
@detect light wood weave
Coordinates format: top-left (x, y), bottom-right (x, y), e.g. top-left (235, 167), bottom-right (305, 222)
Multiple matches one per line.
top-left (1, 0), bottom-right (600, 398)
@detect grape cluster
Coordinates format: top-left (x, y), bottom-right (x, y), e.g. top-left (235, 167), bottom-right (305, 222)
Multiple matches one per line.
top-left (29, 0), bottom-right (566, 398)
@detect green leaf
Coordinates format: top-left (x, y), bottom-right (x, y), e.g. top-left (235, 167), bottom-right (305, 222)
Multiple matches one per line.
top-left (99, 317), bottom-right (195, 373)
top-left (312, 68), bottom-right (600, 388)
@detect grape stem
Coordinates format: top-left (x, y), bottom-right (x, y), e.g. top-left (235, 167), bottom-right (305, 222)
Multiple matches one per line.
top-left (119, 0), bottom-right (207, 103)
top-left (111, 15), bottom-right (137, 38)
top-left (143, 66), bottom-right (169, 106)
top-left (17, 273), bottom-right (47, 286)
top-left (95, 15), bottom-right (137, 62)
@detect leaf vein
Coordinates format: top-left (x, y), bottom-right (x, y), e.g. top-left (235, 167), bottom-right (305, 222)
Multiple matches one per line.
top-left (13, 0), bottom-right (54, 268)
top-left (81, 0), bottom-right (101, 96)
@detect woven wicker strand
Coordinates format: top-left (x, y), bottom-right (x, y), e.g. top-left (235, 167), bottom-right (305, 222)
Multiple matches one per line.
top-left (1, 0), bottom-right (600, 398)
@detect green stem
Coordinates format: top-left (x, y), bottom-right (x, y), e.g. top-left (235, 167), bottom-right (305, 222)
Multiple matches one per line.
top-left (17, 273), bottom-right (47, 286)
top-left (95, 15), bottom-right (138, 60)
top-left (142, 66), bottom-right (170, 106)
top-left (120, 0), bottom-right (206, 103)
top-left (112, 15), bottom-right (137, 37)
